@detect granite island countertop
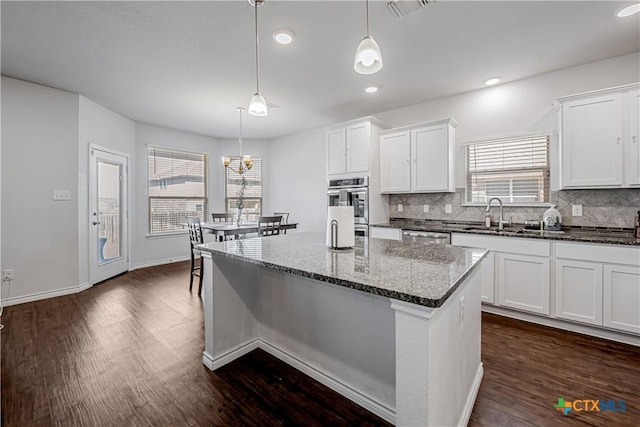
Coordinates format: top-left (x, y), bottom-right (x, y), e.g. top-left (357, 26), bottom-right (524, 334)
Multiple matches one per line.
top-left (373, 219), bottom-right (640, 246)
top-left (197, 232), bottom-right (488, 308)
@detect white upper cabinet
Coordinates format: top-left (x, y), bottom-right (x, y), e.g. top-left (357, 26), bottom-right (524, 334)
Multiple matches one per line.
top-left (380, 131), bottom-right (411, 192)
top-left (626, 89), bottom-right (640, 185)
top-left (326, 128), bottom-right (347, 175)
top-left (346, 123), bottom-right (370, 173)
top-left (557, 83), bottom-right (639, 189)
top-left (379, 118), bottom-right (456, 193)
top-left (326, 118), bottom-right (383, 176)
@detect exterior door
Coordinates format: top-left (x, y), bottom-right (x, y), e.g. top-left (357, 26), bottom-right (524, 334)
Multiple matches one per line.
top-left (90, 147), bottom-right (129, 284)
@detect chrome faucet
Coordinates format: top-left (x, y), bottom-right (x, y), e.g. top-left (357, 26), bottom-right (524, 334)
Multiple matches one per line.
top-left (485, 197), bottom-right (510, 230)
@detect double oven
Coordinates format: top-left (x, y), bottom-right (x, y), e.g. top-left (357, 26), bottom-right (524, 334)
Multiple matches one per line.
top-left (327, 177), bottom-right (369, 237)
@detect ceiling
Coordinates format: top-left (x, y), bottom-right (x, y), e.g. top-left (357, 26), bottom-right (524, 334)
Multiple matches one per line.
top-left (2, 1), bottom-right (639, 139)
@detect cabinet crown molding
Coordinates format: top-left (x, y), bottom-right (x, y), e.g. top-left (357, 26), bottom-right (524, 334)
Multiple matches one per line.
top-left (378, 117), bottom-right (457, 135)
top-left (325, 116), bottom-right (385, 132)
top-left (555, 82), bottom-right (640, 104)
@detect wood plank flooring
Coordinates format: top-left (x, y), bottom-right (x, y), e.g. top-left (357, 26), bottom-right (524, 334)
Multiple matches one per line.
top-left (2, 261), bottom-right (639, 426)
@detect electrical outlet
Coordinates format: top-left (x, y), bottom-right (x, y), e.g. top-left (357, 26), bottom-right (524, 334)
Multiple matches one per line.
top-left (53, 190), bottom-right (71, 201)
top-left (445, 204), bottom-right (453, 214)
top-left (572, 204), bottom-right (583, 217)
top-left (459, 295), bottom-right (465, 325)
top-left (423, 204), bottom-right (429, 213)
top-left (397, 204), bottom-right (403, 213)
top-left (3, 269), bottom-right (14, 282)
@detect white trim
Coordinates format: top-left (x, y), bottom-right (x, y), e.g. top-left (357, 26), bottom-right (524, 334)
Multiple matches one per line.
top-left (458, 364), bottom-right (484, 427)
top-left (390, 299), bottom-right (436, 319)
top-left (482, 304), bottom-right (640, 347)
top-left (130, 256), bottom-right (190, 271)
top-left (145, 230), bottom-right (188, 239)
top-left (204, 339), bottom-right (259, 370)
top-left (2, 281), bottom-right (92, 307)
top-left (463, 131), bottom-right (551, 146)
top-left (555, 82), bottom-right (639, 103)
top-left (257, 339), bottom-right (396, 425)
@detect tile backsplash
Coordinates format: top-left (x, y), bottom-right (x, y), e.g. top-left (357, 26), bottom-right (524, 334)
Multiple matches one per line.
top-left (388, 188), bottom-right (640, 229)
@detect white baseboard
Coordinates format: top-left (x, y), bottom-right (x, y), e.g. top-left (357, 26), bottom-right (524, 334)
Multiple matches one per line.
top-left (130, 256), bottom-right (190, 271)
top-left (482, 305), bottom-right (640, 347)
top-left (2, 281), bottom-right (92, 307)
top-left (257, 339), bottom-right (396, 425)
top-left (205, 339), bottom-right (260, 371)
top-left (458, 363), bottom-right (483, 427)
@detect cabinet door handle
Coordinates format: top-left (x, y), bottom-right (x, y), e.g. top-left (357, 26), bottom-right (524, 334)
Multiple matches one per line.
top-left (632, 136), bottom-right (637, 144)
top-left (617, 137), bottom-right (621, 144)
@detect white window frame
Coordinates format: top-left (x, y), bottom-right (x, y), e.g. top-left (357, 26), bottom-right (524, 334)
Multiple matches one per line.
top-left (147, 146), bottom-right (208, 236)
top-left (464, 134), bottom-right (551, 207)
top-left (224, 156), bottom-right (262, 222)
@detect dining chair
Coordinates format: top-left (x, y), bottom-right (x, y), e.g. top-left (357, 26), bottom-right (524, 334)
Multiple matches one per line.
top-left (258, 215), bottom-right (282, 236)
top-left (273, 212), bottom-right (290, 234)
top-left (187, 217), bottom-right (204, 296)
top-left (211, 212), bottom-right (235, 222)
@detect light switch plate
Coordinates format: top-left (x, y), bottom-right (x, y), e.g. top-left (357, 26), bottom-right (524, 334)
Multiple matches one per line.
top-left (53, 190), bottom-right (72, 201)
top-left (397, 204), bottom-right (403, 213)
top-left (445, 204), bottom-right (452, 214)
top-left (572, 204), bottom-right (583, 217)
top-left (423, 204), bottom-right (429, 213)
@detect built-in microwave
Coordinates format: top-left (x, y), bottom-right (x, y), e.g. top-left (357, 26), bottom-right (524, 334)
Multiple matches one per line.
top-left (327, 177), bottom-right (369, 225)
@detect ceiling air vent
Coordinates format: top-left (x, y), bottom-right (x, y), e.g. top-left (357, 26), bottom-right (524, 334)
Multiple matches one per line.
top-left (386, 0), bottom-right (432, 19)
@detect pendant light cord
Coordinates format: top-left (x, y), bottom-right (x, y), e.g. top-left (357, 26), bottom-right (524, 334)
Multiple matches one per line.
top-left (365, 0), bottom-right (370, 36)
top-left (254, 0), bottom-right (260, 93)
top-left (238, 107), bottom-right (244, 156)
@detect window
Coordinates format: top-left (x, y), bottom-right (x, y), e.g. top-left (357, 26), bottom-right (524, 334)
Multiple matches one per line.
top-left (465, 135), bottom-right (550, 205)
top-left (225, 157), bottom-right (262, 222)
top-left (148, 147), bottom-right (207, 234)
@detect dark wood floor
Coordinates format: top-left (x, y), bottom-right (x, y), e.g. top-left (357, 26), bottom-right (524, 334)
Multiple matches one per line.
top-left (2, 261), bottom-right (639, 426)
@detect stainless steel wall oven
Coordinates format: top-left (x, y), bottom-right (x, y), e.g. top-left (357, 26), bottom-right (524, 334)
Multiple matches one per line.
top-left (327, 177), bottom-right (369, 227)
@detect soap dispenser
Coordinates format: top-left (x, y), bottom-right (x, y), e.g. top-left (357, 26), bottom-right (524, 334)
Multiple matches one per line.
top-left (543, 205), bottom-right (562, 231)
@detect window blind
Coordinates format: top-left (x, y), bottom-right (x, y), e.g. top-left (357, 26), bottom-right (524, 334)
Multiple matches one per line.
top-left (225, 157), bottom-right (262, 222)
top-left (466, 135), bottom-right (550, 204)
top-left (148, 147), bottom-right (208, 234)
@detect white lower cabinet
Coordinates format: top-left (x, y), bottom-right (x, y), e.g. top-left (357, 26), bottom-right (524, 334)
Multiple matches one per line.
top-left (480, 252), bottom-right (495, 304)
top-left (555, 259), bottom-right (603, 325)
top-left (603, 264), bottom-right (640, 334)
top-left (496, 253), bottom-right (550, 315)
top-left (369, 226), bottom-right (401, 241)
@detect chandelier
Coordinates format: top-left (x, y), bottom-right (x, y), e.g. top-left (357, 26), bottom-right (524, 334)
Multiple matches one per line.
top-left (221, 107), bottom-right (253, 175)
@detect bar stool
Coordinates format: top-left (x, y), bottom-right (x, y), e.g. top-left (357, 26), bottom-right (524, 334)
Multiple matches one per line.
top-left (187, 217), bottom-right (204, 296)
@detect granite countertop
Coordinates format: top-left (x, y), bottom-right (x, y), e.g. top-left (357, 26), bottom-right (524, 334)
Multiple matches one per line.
top-left (197, 232), bottom-right (488, 308)
top-left (373, 219), bottom-right (640, 246)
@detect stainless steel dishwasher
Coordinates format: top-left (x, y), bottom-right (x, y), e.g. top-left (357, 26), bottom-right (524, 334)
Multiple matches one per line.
top-left (401, 230), bottom-right (451, 244)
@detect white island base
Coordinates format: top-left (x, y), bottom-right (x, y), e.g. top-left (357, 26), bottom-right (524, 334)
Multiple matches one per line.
top-left (201, 253), bottom-right (483, 426)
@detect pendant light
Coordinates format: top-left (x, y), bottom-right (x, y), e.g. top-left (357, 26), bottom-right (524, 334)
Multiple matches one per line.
top-left (354, 0), bottom-right (383, 75)
top-left (248, 0), bottom-right (268, 117)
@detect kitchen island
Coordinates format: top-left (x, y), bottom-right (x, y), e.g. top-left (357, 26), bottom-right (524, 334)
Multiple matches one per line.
top-left (198, 233), bottom-right (488, 426)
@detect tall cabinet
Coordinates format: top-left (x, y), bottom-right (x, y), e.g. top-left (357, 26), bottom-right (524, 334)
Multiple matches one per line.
top-left (325, 117), bottom-right (388, 224)
top-left (379, 118), bottom-right (457, 193)
top-left (557, 83), bottom-right (639, 188)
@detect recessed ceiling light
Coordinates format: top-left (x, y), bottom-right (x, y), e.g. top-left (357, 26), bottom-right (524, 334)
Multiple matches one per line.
top-left (273, 30), bottom-right (294, 45)
top-left (617, 3), bottom-right (640, 17)
top-left (365, 86), bottom-right (378, 93)
top-left (484, 77), bottom-right (501, 86)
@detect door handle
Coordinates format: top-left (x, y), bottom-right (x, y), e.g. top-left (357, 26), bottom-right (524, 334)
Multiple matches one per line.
top-left (93, 221), bottom-right (101, 226)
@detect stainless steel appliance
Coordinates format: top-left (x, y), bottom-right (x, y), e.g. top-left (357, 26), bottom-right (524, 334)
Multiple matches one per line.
top-left (327, 177), bottom-right (369, 226)
top-left (401, 230), bottom-right (451, 245)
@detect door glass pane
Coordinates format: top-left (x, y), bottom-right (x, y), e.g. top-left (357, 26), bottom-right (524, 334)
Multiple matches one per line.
top-left (98, 161), bottom-right (121, 264)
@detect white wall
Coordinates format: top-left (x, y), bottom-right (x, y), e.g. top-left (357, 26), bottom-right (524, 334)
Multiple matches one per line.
top-left (78, 96), bottom-right (135, 285)
top-left (375, 52), bottom-right (640, 190)
top-left (266, 128), bottom-right (326, 232)
top-left (132, 123), bottom-right (270, 268)
top-left (268, 53), bottom-right (640, 229)
top-left (1, 77), bottom-right (80, 303)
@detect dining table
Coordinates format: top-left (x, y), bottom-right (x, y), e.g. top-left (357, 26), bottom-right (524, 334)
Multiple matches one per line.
top-left (200, 221), bottom-right (298, 241)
